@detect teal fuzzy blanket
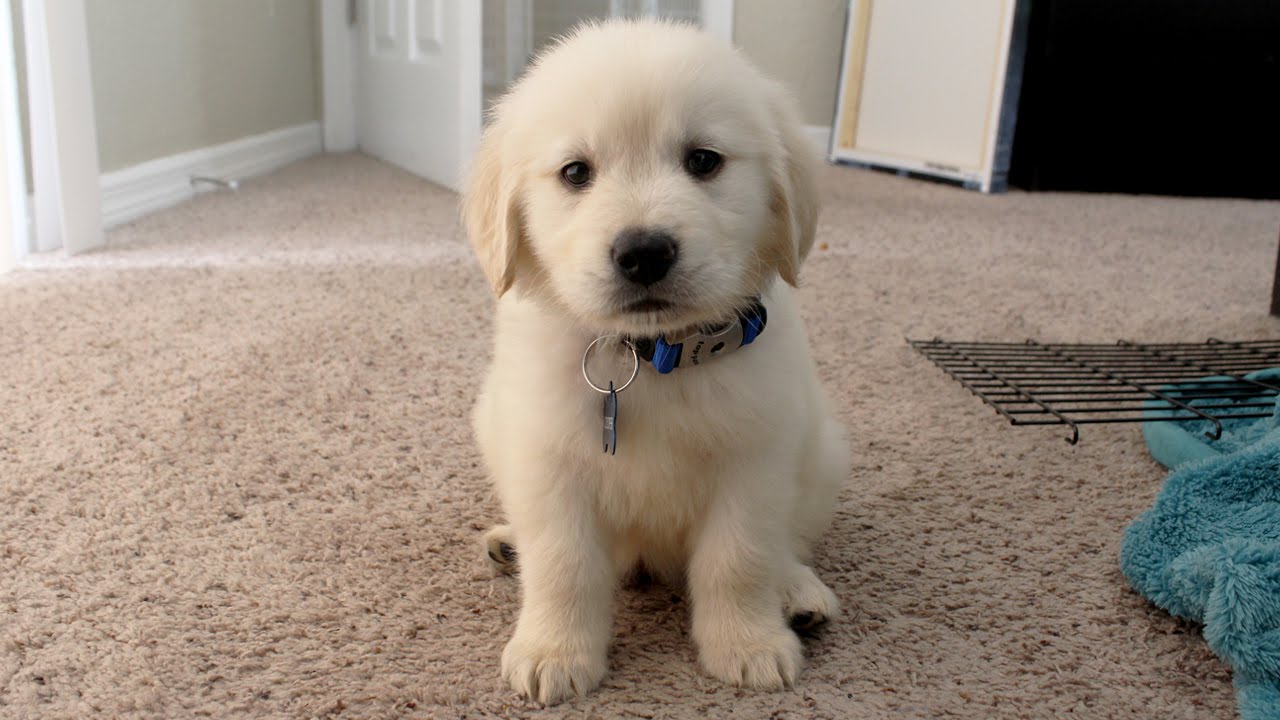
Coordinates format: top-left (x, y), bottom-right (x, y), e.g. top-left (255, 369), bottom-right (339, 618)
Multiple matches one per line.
top-left (1121, 368), bottom-right (1280, 720)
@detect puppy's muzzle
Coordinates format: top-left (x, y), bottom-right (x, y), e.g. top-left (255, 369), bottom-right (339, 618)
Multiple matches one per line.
top-left (612, 228), bottom-right (678, 287)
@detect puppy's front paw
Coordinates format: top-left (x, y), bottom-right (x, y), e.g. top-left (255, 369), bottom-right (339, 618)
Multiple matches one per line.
top-left (697, 624), bottom-right (802, 690)
top-left (502, 633), bottom-right (606, 705)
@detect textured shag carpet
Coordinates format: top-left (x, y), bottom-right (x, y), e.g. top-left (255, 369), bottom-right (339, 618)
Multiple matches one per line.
top-left (2, 153), bottom-right (1278, 719)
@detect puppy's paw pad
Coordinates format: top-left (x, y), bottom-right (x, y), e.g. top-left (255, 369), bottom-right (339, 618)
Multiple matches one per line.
top-left (699, 628), bottom-right (802, 690)
top-left (502, 637), bottom-right (606, 705)
top-left (788, 611), bottom-right (824, 632)
top-left (482, 525), bottom-right (517, 575)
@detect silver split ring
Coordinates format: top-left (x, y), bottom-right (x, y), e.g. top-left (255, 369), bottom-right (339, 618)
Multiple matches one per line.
top-left (581, 336), bottom-right (639, 394)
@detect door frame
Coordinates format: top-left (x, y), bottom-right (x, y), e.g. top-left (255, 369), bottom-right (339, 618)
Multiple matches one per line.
top-left (321, 0), bottom-right (736, 186)
top-left (21, 0), bottom-right (103, 255)
top-left (699, 0), bottom-right (734, 42)
top-left (320, 0), bottom-right (358, 153)
top-left (1, 0), bottom-right (28, 271)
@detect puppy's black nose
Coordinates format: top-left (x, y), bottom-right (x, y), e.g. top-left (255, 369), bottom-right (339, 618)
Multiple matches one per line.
top-left (612, 229), bottom-right (678, 287)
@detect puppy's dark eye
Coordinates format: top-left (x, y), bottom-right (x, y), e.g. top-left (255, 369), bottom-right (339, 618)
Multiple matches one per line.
top-left (685, 149), bottom-right (722, 179)
top-left (561, 161), bottom-right (592, 188)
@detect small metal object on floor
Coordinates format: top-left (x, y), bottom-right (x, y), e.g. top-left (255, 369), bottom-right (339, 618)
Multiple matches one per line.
top-left (1271, 229), bottom-right (1279, 317)
top-left (189, 175), bottom-right (239, 191)
top-left (910, 338), bottom-right (1280, 445)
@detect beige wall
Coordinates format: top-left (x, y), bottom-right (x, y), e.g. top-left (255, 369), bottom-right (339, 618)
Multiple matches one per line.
top-left (85, 0), bottom-right (320, 173)
top-left (484, 1), bottom-right (847, 128)
top-left (734, 0), bottom-right (846, 127)
top-left (10, 1), bottom-right (838, 180)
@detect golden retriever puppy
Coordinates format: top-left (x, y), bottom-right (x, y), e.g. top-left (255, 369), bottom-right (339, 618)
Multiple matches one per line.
top-left (462, 18), bottom-right (849, 705)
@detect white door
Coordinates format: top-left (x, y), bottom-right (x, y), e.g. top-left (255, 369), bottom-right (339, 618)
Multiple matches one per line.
top-left (355, 0), bottom-right (482, 191)
top-left (345, 0), bottom-right (731, 192)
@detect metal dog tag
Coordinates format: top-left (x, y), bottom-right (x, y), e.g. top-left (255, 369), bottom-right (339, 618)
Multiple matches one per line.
top-left (583, 336), bottom-right (638, 456)
top-left (602, 382), bottom-right (618, 455)
top-left (683, 321), bottom-right (745, 367)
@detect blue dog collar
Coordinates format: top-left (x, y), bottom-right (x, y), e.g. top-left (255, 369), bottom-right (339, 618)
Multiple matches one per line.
top-left (634, 298), bottom-right (768, 374)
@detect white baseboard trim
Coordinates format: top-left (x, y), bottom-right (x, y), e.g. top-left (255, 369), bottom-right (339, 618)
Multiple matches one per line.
top-left (100, 122), bottom-right (322, 229)
top-left (804, 125), bottom-right (832, 158)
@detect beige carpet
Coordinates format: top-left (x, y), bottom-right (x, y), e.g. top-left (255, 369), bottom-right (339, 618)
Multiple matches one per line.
top-left (2, 153), bottom-right (1278, 719)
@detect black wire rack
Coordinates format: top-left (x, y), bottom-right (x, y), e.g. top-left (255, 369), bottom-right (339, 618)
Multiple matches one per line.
top-left (910, 338), bottom-right (1280, 445)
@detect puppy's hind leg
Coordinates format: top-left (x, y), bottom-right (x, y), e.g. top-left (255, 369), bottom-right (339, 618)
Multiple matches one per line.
top-left (790, 414), bottom-right (849, 564)
top-left (781, 559), bottom-right (839, 633)
top-left (482, 524), bottom-right (518, 575)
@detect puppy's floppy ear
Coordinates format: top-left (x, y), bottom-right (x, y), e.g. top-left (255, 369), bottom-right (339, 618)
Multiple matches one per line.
top-left (761, 87), bottom-right (821, 287)
top-left (462, 120), bottom-right (523, 296)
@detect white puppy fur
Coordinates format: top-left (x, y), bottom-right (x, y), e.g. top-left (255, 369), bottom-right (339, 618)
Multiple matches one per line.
top-left (462, 19), bottom-right (850, 705)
